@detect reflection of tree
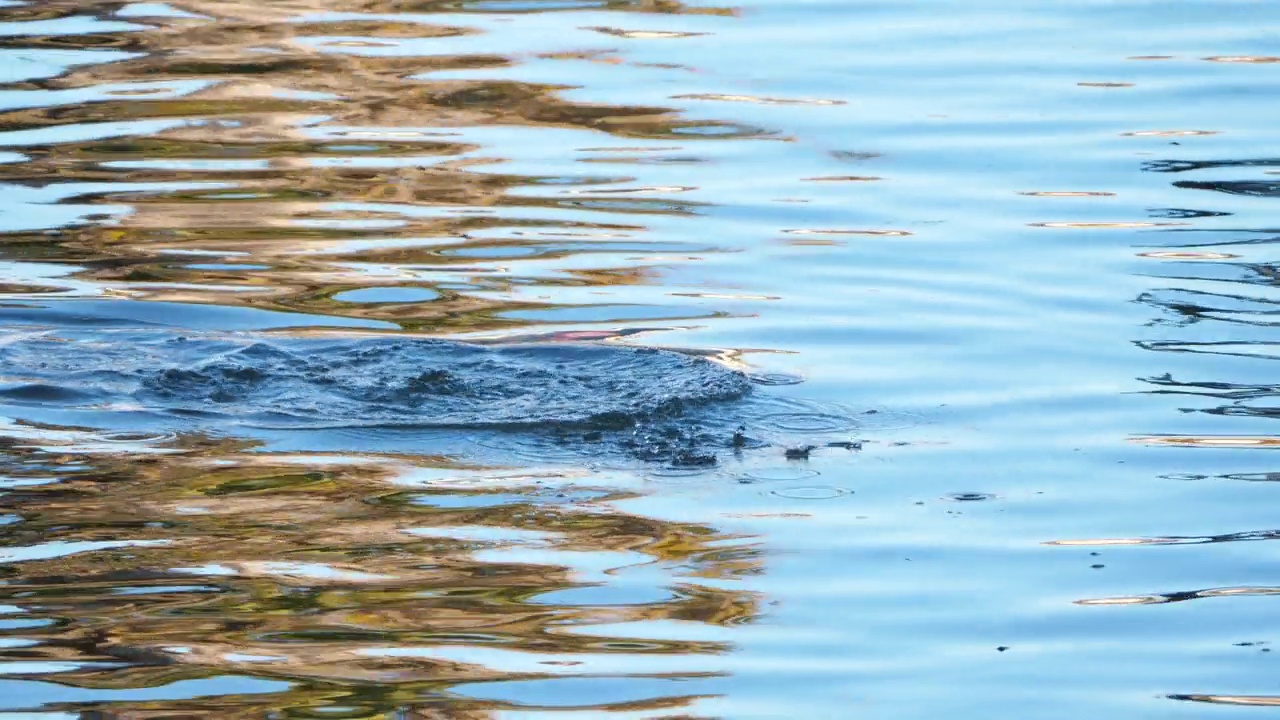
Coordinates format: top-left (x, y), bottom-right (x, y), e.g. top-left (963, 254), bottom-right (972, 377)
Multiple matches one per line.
top-left (1137, 287), bottom-right (1280, 328)
top-left (1144, 157), bottom-right (1280, 173)
top-left (1143, 372), bottom-right (1280, 400)
top-left (0, 430), bottom-right (760, 716)
top-left (0, 0), bottom-right (757, 332)
top-left (1171, 180), bottom-right (1280, 198)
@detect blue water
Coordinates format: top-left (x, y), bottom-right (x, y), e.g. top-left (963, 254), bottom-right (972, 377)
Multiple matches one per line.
top-left (0, 0), bottom-right (1278, 717)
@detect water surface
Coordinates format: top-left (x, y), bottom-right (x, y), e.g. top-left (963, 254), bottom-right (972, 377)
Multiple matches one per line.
top-left (0, 0), bottom-right (1279, 717)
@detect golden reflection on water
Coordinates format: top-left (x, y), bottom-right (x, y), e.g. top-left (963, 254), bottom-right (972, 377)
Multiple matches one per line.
top-left (1136, 251), bottom-right (1239, 260)
top-left (0, 0), bottom-right (786, 715)
top-left (1130, 436), bottom-right (1280, 448)
top-left (0, 0), bottom-right (773, 336)
top-left (1203, 56), bottom-right (1280, 64)
top-left (0, 434), bottom-right (760, 715)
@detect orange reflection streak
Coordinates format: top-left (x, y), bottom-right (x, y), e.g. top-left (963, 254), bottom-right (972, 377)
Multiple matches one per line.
top-left (1131, 436), bottom-right (1280, 448)
top-left (1136, 251), bottom-right (1239, 260)
top-left (1203, 56), bottom-right (1280, 63)
top-left (0, 429), bottom-right (761, 714)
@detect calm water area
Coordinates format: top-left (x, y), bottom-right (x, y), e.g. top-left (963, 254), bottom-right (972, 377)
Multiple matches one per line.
top-left (0, 0), bottom-right (1278, 717)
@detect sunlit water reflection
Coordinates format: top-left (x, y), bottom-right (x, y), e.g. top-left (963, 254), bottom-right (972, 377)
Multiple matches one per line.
top-left (0, 0), bottom-right (1279, 717)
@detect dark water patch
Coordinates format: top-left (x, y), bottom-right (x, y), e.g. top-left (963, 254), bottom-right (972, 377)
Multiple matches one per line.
top-left (1145, 158), bottom-right (1280, 173)
top-left (1220, 472), bottom-right (1280, 483)
top-left (0, 300), bottom-right (395, 331)
top-left (1173, 180), bottom-right (1280, 198)
top-left (1049, 529), bottom-right (1280, 547)
top-left (0, 328), bottom-right (749, 428)
top-left (944, 492), bottom-right (997, 502)
top-left (1169, 694), bottom-right (1280, 708)
top-left (1078, 586), bottom-right (1280, 606)
top-left (0, 327), bottom-right (881, 466)
top-left (0, 382), bottom-right (98, 403)
top-left (1148, 207), bottom-right (1232, 220)
top-left (1137, 288), bottom-right (1280, 328)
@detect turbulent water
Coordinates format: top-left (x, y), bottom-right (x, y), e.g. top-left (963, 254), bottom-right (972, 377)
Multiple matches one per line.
top-left (0, 328), bottom-right (782, 465)
top-left (0, 330), bottom-right (749, 427)
top-left (1, 0), bottom-right (1280, 718)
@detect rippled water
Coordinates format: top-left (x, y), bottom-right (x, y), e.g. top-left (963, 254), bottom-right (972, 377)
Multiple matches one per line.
top-left (0, 0), bottom-right (1278, 716)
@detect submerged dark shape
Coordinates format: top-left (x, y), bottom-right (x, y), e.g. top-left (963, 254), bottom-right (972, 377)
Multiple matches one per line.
top-left (0, 329), bottom-right (751, 428)
top-left (784, 445), bottom-right (817, 459)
